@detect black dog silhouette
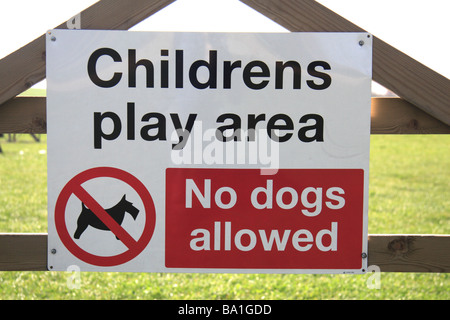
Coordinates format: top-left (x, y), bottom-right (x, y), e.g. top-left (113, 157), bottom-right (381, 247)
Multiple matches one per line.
top-left (73, 195), bottom-right (139, 239)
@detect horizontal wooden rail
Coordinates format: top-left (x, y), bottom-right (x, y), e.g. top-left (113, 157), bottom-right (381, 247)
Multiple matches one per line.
top-left (0, 97), bottom-right (449, 134)
top-left (368, 234), bottom-right (450, 273)
top-left (370, 98), bottom-right (450, 134)
top-left (0, 233), bottom-right (448, 272)
top-left (0, 96), bottom-right (46, 133)
top-left (0, 233), bottom-right (47, 271)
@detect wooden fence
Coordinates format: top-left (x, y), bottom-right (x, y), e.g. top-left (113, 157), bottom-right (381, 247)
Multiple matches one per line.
top-left (0, 0), bottom-right (449, 272)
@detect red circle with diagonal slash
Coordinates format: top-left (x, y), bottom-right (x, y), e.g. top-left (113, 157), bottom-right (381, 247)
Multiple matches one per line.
top-left (55, 167), bottom-right (156, 267)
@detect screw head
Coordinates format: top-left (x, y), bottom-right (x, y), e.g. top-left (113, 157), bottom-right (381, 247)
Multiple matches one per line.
top-left (361, 252), bottom-right (367, 259)
top-left (358, 40), bottom-right (365, 46)
top-left (51, 248), bottom-right (57, 254)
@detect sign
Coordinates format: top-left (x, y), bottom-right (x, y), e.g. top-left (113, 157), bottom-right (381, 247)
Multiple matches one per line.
top-left (165, 168), bottom-right (364, 270)
top-left (54, 167), bottom-right (155, 267)
top-left (47, 30), bottom-right (372, 273)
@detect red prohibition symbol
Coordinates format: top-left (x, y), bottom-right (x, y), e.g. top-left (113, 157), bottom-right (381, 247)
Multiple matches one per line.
top-left (55, 167), bottom-right (156, 267)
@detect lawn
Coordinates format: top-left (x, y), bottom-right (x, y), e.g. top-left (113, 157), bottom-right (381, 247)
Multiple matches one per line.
top-left (0, 134), bottom-right (448, 299)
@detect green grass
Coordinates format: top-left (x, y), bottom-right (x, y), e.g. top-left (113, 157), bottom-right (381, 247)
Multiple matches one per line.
top-left (368, 135), bottom-right (450, 234)
top-left (0, 134), bottom-right (448, 299)
top-left (0, 134), bottom-right (47, 233)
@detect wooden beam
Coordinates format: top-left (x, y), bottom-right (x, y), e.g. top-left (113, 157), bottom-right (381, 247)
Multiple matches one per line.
top-left (0, 96), bottom-right (46, 133)
top-left (240, 0), bottom-right (450, 125)
top-left (1, 233), bottom-right (448, 272)
top-left (1, 97), bottom-right (448, 134)
top-left (0, 0), bottom-right (175, 107)
top-left (368, 234), bottom-right (450, 272)
top-left (0, 233), bottom-right (47, 271)
top-left (371, 98), bottom-right (450, 134)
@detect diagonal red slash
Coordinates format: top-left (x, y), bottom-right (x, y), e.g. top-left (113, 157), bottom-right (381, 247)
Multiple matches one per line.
top-left (72, 184), bottom-right (137, 249)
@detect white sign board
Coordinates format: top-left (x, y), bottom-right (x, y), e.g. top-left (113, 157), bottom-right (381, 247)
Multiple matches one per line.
top-left (47, 30), bottom-right (372, 273)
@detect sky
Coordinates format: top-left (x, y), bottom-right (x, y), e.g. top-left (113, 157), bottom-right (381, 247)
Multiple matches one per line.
top-left (0, 0), bottom-right (448, 94)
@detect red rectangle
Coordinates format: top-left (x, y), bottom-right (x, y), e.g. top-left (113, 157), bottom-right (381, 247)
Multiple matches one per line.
top-left (165, 168), bottom-right (364, 270)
